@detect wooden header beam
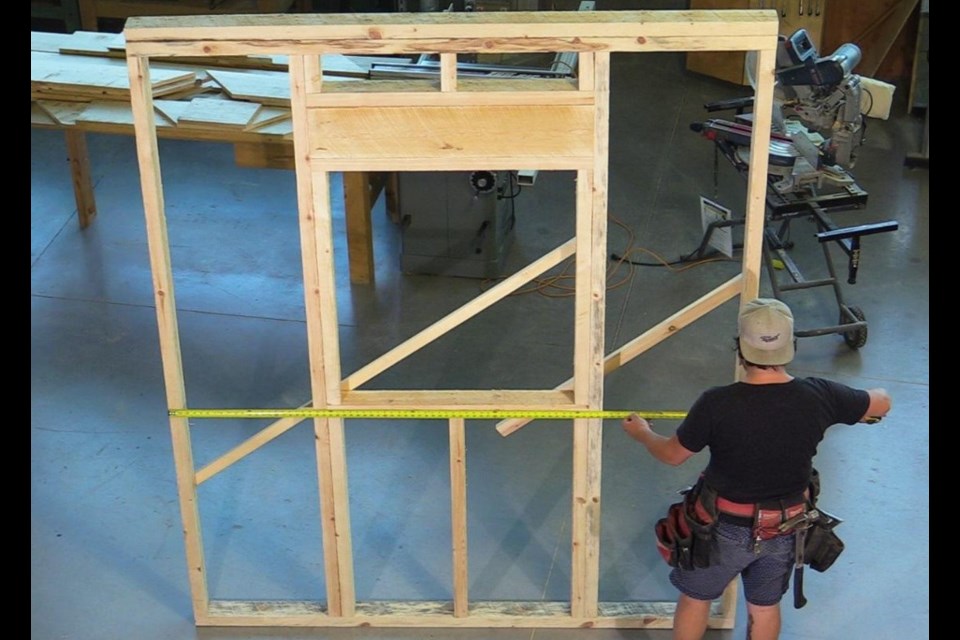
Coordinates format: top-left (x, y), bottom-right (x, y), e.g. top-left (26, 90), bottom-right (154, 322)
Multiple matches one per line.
top-left (124, 10), bottom-right (778, 55)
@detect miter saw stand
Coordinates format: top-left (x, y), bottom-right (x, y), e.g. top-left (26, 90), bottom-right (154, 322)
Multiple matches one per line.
top-left (690, 28), bottom-right (899, 350)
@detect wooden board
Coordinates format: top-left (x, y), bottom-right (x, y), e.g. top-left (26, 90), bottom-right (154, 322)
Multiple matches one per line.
top-left (73, 101), bottom-right (140, 126)
top-left (33, 100), bottom-right (90, 126)
top-left (176, 96), bottom-right (262, 130)
top-left (244, 105), bottom-right (291, 131)
top-left (122, 11), bottom-right (780, 58)
top-left (32, 51), bottom-right (198, 100)
top-left (307, 105), bottom-right (595, 171)
top-left (54, 30), bottom-right (125, 56)
top-left (31, 31), bottom-right (88, 54)
top-left (206, 68), bottom-right (291, 106)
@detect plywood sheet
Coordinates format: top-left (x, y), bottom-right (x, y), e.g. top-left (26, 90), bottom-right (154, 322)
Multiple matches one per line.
top-left (151, 99), bottom-right (191, 125)
top-left (31, 51), bottom-right (198, 100)
top-left (206, 68), bottom-right (290, 106)
top-left (31, 101), bottom-right (59, 126)
top-left (176, 96), bottom-right (262, 129)
top-left (56, 31), bottom-right (126, 57)
top-left (31, 31), bottom-right (77, 54)
top-left (34, 100), bottom-right (92, 126)
top-left (244, 105), bottom-right (291, 131)
top-left (73, 101), bottom-right (138, 126)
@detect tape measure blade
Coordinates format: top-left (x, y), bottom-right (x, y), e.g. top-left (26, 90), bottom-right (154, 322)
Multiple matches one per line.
top-left (169, 408), bottom-right (687, 421)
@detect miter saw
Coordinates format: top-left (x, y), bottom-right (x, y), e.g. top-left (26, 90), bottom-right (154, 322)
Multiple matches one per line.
top-left (692, 28), bottom-right (869, 201)
top-left (689, 28), bottom-right (898, 349)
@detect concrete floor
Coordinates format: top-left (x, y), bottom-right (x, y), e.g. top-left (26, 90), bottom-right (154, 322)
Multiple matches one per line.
top-left (32, 24), bottom-right (928, 640)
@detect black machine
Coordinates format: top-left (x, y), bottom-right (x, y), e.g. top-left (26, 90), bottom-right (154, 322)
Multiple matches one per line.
top-left (398, 170), bottom-right (517, 279)
top-left (690, 29), bottom-right (898, 349)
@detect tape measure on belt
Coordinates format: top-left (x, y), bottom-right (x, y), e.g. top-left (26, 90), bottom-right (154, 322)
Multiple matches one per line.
top-left (168, 408), bottom-right (687, 420)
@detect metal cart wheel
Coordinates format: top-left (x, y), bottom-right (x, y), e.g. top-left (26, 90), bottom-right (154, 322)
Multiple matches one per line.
top-left (842, 305), bottom-right (868, 349)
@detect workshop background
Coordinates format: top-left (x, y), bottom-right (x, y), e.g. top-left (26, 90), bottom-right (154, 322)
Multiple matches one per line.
top-left (31, 1), bottom-right (929, 639)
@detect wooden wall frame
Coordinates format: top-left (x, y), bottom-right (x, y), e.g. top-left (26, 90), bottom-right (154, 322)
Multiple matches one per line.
top-left (123, 10), bottom-right (778, 629)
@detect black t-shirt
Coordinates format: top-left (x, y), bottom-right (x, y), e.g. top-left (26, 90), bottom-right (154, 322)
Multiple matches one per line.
top-left (676, 377), bottom-right (870, 503)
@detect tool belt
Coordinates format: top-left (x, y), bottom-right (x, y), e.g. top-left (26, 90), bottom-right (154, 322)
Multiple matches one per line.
top-left (703, 483), bottom-right (810, 542)
top-left (654, 470), bottom-right (844, 574)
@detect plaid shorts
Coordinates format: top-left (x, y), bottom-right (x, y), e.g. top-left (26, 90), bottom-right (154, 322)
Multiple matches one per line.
top-left (669, 518), bottom-right (796, 606)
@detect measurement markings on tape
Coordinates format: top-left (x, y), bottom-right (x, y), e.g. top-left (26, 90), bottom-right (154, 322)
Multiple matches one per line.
top-left (168, 408), bottom-right (688, 420)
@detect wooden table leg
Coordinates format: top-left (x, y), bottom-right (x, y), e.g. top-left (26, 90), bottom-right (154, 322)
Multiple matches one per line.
top-left (384, 171), bottom-right (400, 224)
top-left (342, 172), bottom-right (374, 285)
top-left (64, 129), bottom-right (97, 229)
top-left (233, 146), bottom-right (380, 284)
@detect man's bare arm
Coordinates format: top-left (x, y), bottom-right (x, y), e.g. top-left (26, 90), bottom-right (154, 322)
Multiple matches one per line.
top-left (621, 413), bottom-right (696, 466)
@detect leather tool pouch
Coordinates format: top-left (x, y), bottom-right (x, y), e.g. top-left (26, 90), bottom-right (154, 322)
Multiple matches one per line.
top-left (803, 469), bottom-right (845, 572)
top-left (654, 477), bottom-right (718, 570)
top-left (803, 520), bottom-right (845, 572)
top-left (683, 477), bottom-right (718, 568)
top-left (655, 500), bottom-right (692, 569)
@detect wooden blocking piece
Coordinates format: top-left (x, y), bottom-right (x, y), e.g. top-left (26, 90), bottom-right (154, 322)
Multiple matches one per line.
top-left (448, 418), bottom-right (468, 617)
top-left (307, 105), bottom-right (595, 171)
top-left (233, 141), bottom-right (296, 170)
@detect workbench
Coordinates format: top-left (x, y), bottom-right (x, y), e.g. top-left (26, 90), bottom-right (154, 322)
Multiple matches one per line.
top-left (31, 28), bottom-right (395, 284)
top-left (76, 0), bottom-right (307, 31)
top-left (32, 0), bottom-right (308, 34)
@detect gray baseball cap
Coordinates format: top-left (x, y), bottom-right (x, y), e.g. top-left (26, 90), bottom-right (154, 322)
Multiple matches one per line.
top-left (738, 298), bottom-right (795, 365)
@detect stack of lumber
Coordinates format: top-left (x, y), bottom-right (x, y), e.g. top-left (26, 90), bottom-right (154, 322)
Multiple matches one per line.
top-left (30, 30), bottom-right (393, 139)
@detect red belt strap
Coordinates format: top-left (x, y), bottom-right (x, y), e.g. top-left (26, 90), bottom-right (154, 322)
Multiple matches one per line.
top-left (716, 497), bottom-right (756, 517)
top-left (716, 489), bottom-right (810, 518)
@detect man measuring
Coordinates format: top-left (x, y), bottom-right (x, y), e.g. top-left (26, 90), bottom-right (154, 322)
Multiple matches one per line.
top-left (621, 298), bottom-right (891, 640)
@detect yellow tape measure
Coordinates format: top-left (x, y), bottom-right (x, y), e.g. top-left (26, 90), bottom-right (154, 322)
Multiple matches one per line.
top-left (168, 408), bottom-right (687, 421)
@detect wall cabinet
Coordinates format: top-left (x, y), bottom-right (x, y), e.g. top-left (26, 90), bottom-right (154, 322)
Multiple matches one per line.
top-left (686, 0), bottom-right (920, 88)
top-left (686, 0), bottom-right (826, 86)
